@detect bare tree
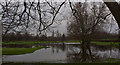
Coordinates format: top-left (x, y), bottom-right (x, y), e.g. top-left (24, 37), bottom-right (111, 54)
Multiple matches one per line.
top-left (67, 2), bottom-right (111, 44)
top-left (1, 0), bottom-right (66, 36)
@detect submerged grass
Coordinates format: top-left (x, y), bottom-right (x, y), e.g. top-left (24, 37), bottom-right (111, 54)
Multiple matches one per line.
top-left (2, 46), bottom-right (49, 55)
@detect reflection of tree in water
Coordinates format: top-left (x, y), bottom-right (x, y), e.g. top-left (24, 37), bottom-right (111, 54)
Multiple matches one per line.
top-left (66, 44), bottom-right (120, 62)
top-left (47, 43), bottom-right (120, 62)
top-left (66, 44), bottom-right (100, 63)
top-left (91, 45), bottom-right (120, 59)
top-left (51, 44), bottom-right (66, 53)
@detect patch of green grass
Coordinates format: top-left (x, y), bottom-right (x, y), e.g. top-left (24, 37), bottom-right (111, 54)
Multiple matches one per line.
top-left (2, 46), bottom-right (49, 55)
top-left (2, 41), bottom-right (54, 44)
top-left (2, 40), bottom-right (120, 47)
top-left (2, 41), bottom-right (49, 44)
top-left (65, 40), bottom-right (81, 43)
top-left (91, 41), bottom-right (120, 46)
top-left (96, 39), bottom-right (118, 40)
top-left (104, 58), bottom-right (119, 61)
top-left (64, 40), bottom-right (120, 46)
top-left (2, 40), bottom-right (82, 45)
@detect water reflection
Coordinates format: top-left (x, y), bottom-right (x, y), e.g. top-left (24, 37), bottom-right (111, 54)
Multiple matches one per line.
top-left (50, 43), bottom-right (120, 62)
top-left (3, 43), bottom-right (120, 63)
top-left (66, 45), bottom-right (100, 62)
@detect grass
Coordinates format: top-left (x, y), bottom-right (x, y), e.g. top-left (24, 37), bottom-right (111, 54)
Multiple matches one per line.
top-left (95, 39), bottom-right (118, 40)
top-left (66, 40), bottom-right (120, 47)
top-left (2, 62), bottom-right (120, 65)
top-left (2, 40), bottom-right (81, 45)
top-left (2, 46), bottom-right (49, 55)
top-left (2, 40), bottom-right (120, 46)
top-left (91, 41), bottom-right (120, 46)
top-left (2, 41), bottom-right (52, 44)
top-left (104, 58), bottom-right (119, 61)
top-left (65, 40), bottom-right (82, 43)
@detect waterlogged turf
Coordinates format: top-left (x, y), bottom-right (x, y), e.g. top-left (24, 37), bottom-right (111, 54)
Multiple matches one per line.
top-left (2, 40), bottom-right (120, 47)
top-left (2, 46), bottom-right (49, 55)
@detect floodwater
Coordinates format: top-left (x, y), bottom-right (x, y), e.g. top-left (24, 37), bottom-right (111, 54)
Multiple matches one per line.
top-left (2, 43), bottom-right (120, 63)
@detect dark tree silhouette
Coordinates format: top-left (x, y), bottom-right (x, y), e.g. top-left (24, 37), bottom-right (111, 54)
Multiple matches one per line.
top-left (68, 2), bottom-right (110, 44)
top-left (104, 0), bottom-right (120, 28)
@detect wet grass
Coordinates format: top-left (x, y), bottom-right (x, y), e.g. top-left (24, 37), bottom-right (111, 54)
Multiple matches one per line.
top-left (91, 41), bottom-right (120, 46)
top-left (2, 46), bottom-right (49, 55)
top-left (2, 40), bottom-right (120, 46)
top-left (104, 58), bottom-right (119, 61)
top-left (2, 62), bottom-right (120, 65)
top-left (67, 40), bottom-right (120, 47)
top-left (2, 41), bottom-right (52, 44)
top-left (2, 40), bottom-right (81, 44)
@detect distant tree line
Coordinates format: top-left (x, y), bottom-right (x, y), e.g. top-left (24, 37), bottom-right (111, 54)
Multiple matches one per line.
top-left (2, 31), bottom-right (66, 42)
top-left (3, 30), bottom-right (118, 42)
top-left (2, 32), bottom-right (47, 41)
top-left (67, 30), bottom-right (118, 41)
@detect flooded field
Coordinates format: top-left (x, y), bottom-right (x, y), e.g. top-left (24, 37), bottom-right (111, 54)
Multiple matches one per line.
top-left (2, 43), bottom-right (120, 63)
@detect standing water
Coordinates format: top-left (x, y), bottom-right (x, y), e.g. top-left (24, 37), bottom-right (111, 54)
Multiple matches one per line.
top-left (3, 43), bottom-right (120, 63)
